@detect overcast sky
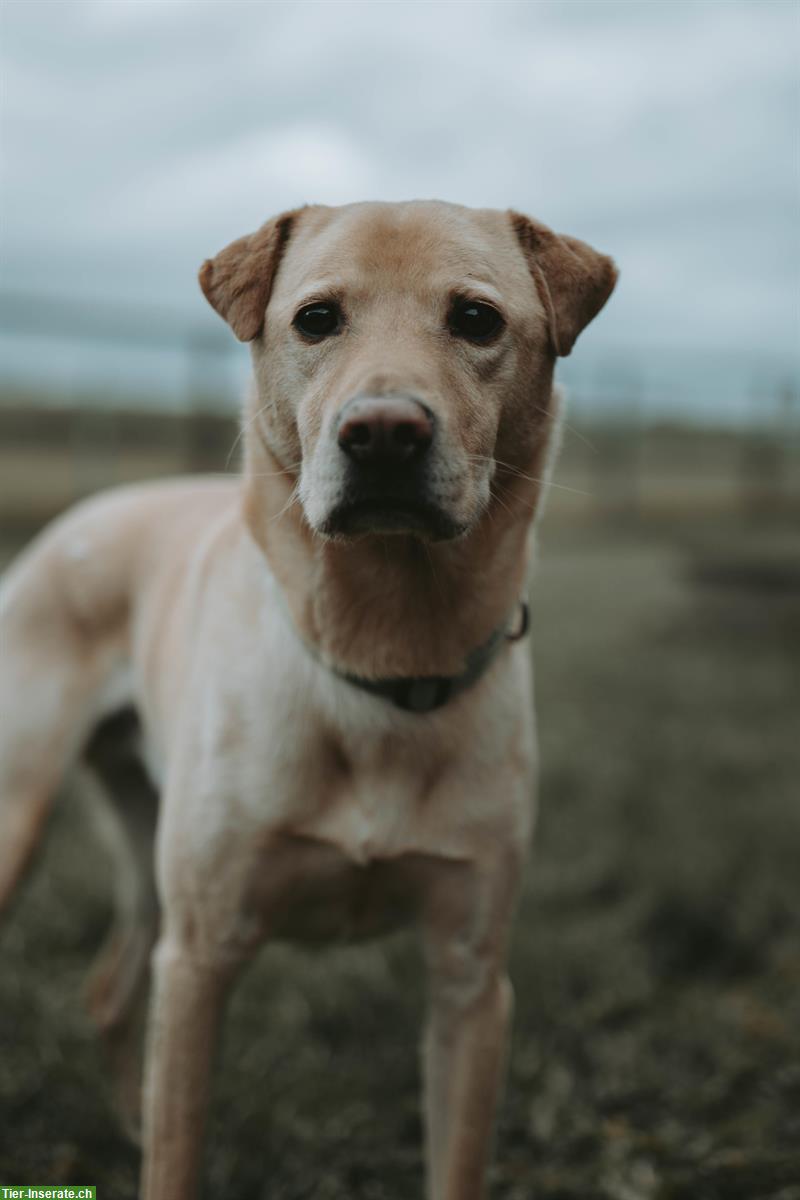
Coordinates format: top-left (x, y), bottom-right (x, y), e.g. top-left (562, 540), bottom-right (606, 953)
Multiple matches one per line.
top-left (1, 0), bottom-right (798, 410)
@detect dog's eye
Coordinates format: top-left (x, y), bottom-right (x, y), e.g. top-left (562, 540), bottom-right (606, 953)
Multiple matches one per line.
top-left (448, 300), bottom-right (504, 343)
top-left (293, 302), bottom-right (341, 340)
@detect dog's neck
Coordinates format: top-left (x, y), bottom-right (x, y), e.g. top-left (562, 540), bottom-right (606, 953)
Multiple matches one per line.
top-left (242, 416), bottom-right (554, 680)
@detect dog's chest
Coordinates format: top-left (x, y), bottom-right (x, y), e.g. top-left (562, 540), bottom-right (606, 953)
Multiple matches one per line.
top-left (236, 723), bottom-right (472, 945)
top-left (291, 766), bottom-right (424, 865)
top-left (277, 712), bottom-right (467, 866)
top-left (228, 675), bottom-right (462, 864)
top-left (247, 833), bottom-right (442, 945)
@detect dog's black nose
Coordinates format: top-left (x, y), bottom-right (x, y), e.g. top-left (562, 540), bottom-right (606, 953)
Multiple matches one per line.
top-left (337, 396), bottom-right (433, 464)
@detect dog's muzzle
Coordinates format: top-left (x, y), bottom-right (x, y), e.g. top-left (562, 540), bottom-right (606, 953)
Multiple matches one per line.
top-left (322, 395), bottom-right (461, 539)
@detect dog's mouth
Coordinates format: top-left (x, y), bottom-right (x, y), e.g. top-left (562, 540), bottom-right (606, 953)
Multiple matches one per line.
top-left (320, 496), bottom-right (464, 540)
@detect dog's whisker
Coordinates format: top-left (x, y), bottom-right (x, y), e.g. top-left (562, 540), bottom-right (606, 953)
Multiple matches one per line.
top-left (267, 485), bottom-right (301, 524)
top-left (189, 466), bottom-right (303, 480)
top-left (247, 464), bottom-right (303, 479)
top-left (493, 474), bottom-right (592, 504)
top-left (225, 402), bottom-right (273, 469)
top-left (469, 454), bottom-right (592, 498)
top-left (224, 424), bottom-right (251, 470)
top-left (533, 479), bottom-right (591, 498)
top-left (526, 401), bottom-right (597, 454)
top-left (494, 495), bottom-right (515, 519)
top-left (557, 417), bottom-right (598, 453)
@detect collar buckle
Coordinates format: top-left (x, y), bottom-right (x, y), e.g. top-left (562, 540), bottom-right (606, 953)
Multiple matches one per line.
top-left (397, 677), bottom-right (452, 713)
top-left (506, 599), bottom-right (530, 643)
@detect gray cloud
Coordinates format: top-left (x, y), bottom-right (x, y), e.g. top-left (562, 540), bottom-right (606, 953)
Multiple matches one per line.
top-left (1, 0), bottom-right (797, 388)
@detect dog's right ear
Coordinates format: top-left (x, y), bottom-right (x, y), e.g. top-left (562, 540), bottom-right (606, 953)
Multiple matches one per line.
top-left (199, 210), bottom-right (300, 342)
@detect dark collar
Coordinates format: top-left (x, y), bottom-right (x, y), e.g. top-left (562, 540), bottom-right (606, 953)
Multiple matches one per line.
top-left (331, 600), bottom-right (530, 714)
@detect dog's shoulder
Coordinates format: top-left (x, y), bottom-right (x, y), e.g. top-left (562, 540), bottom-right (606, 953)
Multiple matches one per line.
top-left (1, 476), bottom-right (242, 639)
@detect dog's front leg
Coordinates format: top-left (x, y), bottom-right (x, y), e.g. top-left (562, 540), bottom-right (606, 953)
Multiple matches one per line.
top-left (139, 760), bottom-right (258, 1200)
top-left (141, 930), bottom-right (236, 1200)
top-left (424, 969), bottom-right (513, 1200)
top-left (421, 856), bottom-right (521, 1200)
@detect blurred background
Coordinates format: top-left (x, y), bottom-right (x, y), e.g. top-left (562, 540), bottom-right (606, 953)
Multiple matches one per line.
top-left (1, 1), bottom-right (799, 1197)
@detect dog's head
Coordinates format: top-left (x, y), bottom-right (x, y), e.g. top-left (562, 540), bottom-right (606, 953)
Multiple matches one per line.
top-left (200, 201), bottom-right (616, 542)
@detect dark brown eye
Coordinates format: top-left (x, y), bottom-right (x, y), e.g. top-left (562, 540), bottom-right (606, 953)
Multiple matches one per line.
top-left (293, 302), bottom-right (341, 339)
top-left (448, 299), bottom-right (504, 343)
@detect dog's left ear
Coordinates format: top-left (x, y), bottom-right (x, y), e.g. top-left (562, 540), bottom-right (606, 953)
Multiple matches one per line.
top-left (199, 209), bottom-right (301, 342)
top-left (510, 212), bottom-right (618, 357)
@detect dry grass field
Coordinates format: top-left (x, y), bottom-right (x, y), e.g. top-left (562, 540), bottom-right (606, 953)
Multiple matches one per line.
top-left (0, 433), bottom-right (799, 1198)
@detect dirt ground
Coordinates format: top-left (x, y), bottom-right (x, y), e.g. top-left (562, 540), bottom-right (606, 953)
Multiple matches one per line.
top-left (1, 509), bottom-right (799, 1199)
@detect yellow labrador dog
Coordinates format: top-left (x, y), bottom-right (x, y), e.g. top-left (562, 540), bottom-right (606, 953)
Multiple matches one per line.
top-left (0, 201), bottom-right (616, 1199)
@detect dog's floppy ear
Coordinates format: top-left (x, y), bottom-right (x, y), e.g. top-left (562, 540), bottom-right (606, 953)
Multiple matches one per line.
top-left (199, 209), bottom-right (301, 342)
top-left (510, 212), bottom-right (618, 357)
